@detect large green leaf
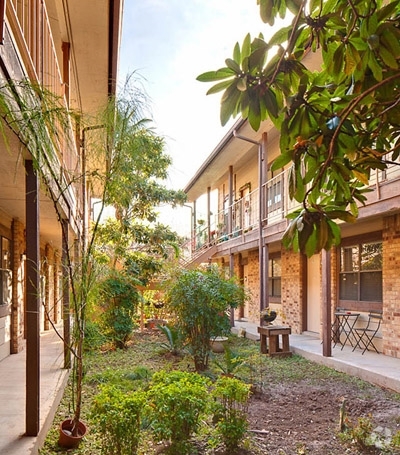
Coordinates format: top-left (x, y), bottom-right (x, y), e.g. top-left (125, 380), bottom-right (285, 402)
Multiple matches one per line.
top-left (220, 84), bottom-right (241, 126)
top-left (196, 68), bottom-right (235, 82)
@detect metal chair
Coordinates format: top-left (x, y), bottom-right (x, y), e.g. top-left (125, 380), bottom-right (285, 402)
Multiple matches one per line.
top-left (352, 310), bottom-right (383, 355)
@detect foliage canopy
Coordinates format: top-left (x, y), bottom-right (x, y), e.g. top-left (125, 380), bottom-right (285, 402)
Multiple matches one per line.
top-left (198, 0), bottom-right (400, 256)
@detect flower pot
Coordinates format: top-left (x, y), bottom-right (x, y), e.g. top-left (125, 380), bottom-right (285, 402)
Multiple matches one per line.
top-left (58, 419), bottom-right (87, 449)
top-left (210, 336), bottom-right (228, 353)
top-left (263, 311), bottom-right (277, 324)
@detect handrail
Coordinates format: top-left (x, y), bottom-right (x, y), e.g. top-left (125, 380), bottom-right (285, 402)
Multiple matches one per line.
top-left (190, 158), bottom-right (400, 258)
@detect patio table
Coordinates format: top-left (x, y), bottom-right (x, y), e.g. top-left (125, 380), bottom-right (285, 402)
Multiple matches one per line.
top-left (332, 312), bottom-right (360, 350)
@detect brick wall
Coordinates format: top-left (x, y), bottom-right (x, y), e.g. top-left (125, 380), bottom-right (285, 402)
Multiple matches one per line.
top-left (11, 218), bottom-right (25, 354)
top-left (281, 248), bottom-right (304, 334)
top-left (246, 249), bottom-right (262, 322)
top-left (382, 214), bottom-right (400, 358)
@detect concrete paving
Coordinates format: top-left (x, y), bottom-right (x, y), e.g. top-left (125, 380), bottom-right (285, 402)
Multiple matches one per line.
top-left (0, 327), bottom-right (68, 455)
top-left (1, 321), bottom-right (400, 454)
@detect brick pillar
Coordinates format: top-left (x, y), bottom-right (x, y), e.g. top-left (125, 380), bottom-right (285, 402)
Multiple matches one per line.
top-left (10, 218), bottom-right (25, 354)
top-left (281, 249), bottom-right (304, 334)
top-left (53, 250), bottom-right (60, 323)
top-left (43, 243), bottom-right (54, 331)
top-left (382, 214), bottom-right (400, 358)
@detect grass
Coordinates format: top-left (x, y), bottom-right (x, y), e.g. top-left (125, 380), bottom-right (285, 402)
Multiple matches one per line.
top-left (38, 330), bottom-right (387, 455)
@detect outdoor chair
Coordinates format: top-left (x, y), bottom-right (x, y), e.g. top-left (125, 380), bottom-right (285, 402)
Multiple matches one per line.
top-left (352, 310), bottom-right (383, 355)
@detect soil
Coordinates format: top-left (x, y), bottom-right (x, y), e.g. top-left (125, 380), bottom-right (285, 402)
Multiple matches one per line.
top-left (243, 380), bottom-right (400, 455)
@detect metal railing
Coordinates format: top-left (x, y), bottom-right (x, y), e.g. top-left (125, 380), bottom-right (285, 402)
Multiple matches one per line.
top-left (190, 158), bottom-right (400, 257)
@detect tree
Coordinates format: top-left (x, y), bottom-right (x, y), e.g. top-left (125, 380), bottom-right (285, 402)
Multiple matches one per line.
top-left (197, 0), bottom-right (400, 256)
top-left (91, 76), bottom-right (186, 347)
top-left (164, 265), bottom-right (247, 371)
top-left (0, 74), bottom-right (186, 437)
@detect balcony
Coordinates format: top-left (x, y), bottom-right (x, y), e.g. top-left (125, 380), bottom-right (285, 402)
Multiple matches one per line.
top-left (190, 158), bottom-right (400, 259)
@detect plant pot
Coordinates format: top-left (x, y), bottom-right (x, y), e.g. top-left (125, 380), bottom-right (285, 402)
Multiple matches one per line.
top-left (58, 419), bottom-right (87, 449)
top-left (210, 336), bottom-right (228, 353)
top-left (263, 311), bottom-right (277, 324)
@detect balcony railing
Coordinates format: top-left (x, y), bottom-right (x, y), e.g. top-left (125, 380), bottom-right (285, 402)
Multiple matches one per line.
top-left (191, 158), bottom-right (400, 256)
top-left (7, 0), bottom-right (79, 215)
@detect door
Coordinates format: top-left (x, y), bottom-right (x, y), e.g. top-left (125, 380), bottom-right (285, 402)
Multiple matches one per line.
top-left (307, 254), bottom-right (321, 334)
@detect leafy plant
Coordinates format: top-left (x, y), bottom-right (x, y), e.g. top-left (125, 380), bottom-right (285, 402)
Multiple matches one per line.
top-left (98, 271), bottom-right (140, 349)
top-left (158, 324), bottom-right (183, 355)
top-left (210, 376), bottom-right (251, 451)
top-left (92, 385), bottom-right (146, 455)
top-left (164, 264), bottom-right (248, 371)
top-left (212, 344), bottom-right (251, 378)
top-left (146, 370), bottom-right (211, 452)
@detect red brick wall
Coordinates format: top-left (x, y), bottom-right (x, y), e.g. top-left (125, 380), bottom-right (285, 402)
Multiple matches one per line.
top-left (11, 218), bottom-right (25, 354)
top-left (382, 214), bottom-right (400, 358)
top-left (281, 248), bottom-right (304, 334)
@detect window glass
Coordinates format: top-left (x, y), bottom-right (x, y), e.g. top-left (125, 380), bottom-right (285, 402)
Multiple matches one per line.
top-left (1, 237), bottom-right (10, 269)
top-left (361, 242), bottom-right (382, 271)
top-left (268, 257), bottom-right (281, 298)
top-left (339, 241), bottom-right (382, 302)
top-left (340, 246), bottom-right (359, 272)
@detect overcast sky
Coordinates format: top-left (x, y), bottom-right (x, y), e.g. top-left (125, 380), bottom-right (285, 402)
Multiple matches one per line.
top-left (119, 1), bottom-right (265, 194)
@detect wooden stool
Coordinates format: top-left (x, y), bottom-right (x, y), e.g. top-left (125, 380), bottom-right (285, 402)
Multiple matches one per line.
top-left (258, 326), bottom-right (292, 358)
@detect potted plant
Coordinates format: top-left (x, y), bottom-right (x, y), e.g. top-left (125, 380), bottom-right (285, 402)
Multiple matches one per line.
top-left (261, 307), bottom-right (278, 324)
top-left (164, 264), bottom-right (248, 371)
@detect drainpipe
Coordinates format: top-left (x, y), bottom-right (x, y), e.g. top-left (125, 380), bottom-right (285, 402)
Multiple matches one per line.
top-left (233, 131), bottom-right (265, 322)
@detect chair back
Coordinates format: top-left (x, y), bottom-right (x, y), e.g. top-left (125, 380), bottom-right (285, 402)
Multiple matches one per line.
top-left (366, 310), bottom-right (382, 331)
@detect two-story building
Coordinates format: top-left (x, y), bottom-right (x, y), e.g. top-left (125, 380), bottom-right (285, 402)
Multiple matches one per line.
top-left (0, 0), bottom-right (122, 436)
top-left (184, 114), bottom-right (400, 359)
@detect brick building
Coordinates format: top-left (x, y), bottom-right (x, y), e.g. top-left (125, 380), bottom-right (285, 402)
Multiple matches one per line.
top-left (184, 116), bottom-right (400, 359)
top-left (0, 0), bottom-right (123, 436)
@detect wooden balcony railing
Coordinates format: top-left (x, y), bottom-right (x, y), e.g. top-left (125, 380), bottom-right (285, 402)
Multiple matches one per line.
top-left (7, 0), bottom-right (79, 213)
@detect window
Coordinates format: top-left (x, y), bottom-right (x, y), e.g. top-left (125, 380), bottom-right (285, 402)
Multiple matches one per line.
top-left (339, 241), bottom-right (382, 302)
top-left (0, 237), bottom-right (11, 306)
top-left (268, 256), bottom-right (281, 299)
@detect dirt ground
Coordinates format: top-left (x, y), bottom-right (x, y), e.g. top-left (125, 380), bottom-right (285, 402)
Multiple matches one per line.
top-left (244, 380), bottom-right (400, 454)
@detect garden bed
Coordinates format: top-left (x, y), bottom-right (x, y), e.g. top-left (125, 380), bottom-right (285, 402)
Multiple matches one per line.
top-left (39, 331), bottom-right (400, 454)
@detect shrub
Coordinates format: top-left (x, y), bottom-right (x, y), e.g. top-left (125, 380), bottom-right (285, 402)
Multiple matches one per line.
top-left (210, 376), bottom-right (251, 451)
top-left (92, 385), bottom-right (146, 455)
top-left (98, 272), bottom-right (139, 349)
top-left (164, 265), bottom-right (247, 371)
top-left (84, 320), bottom-right (107, 351)
top-left (146, 370), bottom-right (211, 451)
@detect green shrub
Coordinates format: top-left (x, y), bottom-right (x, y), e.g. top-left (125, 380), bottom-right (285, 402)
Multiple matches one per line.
top-left (146, 370), bottom-right (211, 451)
top-left (84, 320), bottom-right (107, 351)
top-left (98, 272), bottom-right (139, 349)
top-left (210, 376), bottom-right (251, 451)
top-left (164, 265), bottom-right (247, 371)
top-left (92, 384), bottom-right (146, 455)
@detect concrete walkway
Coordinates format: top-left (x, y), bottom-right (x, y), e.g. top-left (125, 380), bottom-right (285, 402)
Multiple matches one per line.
top-left (0, 327), bottom-right (68, 455)
top-left (232, 320), bottom-right (400, 393)
top-left (2, 321), bottom-right (400, 454)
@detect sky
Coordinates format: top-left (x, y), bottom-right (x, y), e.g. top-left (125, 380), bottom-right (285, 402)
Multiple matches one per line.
top-left (119, 1), bottom-right (266, 189)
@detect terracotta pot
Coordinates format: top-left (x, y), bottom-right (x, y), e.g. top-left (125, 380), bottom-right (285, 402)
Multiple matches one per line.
top-left (58, 419), bottom-right (87, 449)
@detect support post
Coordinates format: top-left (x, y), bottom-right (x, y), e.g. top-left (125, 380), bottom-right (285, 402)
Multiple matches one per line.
top-left (322, 249), bottom-right (332, 357)
top-left (61, 218), bottom-right (71, 368)
top-left (25, 160), bottom-right (40, 436)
